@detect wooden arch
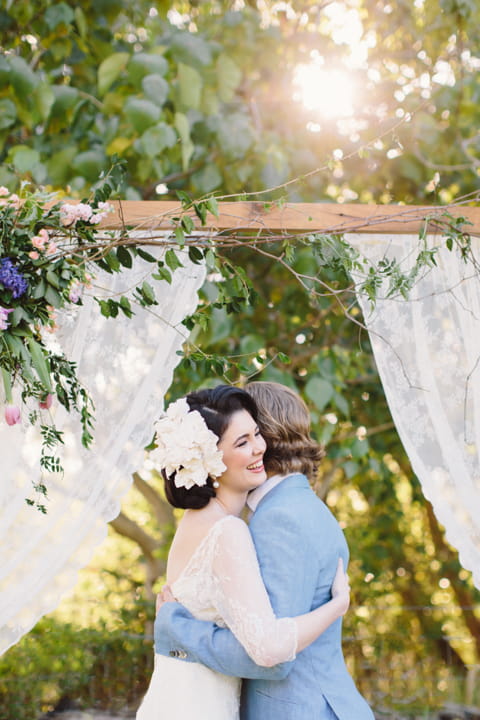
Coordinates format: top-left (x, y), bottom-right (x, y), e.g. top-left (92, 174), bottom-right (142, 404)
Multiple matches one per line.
top-left (102, 201), bottom-right (480, 236)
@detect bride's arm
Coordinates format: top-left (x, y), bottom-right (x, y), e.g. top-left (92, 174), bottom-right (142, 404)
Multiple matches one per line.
top-left (212, 516), bottom-right (349, 667)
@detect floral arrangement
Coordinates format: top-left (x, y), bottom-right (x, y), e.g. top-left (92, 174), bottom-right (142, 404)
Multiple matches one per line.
top-left (0, 184), bottom-right (114, 509)
top-left (150, 397), bottom-right (226, 489)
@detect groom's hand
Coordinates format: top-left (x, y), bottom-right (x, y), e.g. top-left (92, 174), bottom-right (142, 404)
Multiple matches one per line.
top-left (156, 584), bottom-right (176, 613)
top-left (331, 558), bottom-right (351, 615)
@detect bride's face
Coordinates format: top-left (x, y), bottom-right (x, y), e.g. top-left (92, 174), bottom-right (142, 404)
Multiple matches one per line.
top-left (217, 409), bottom-right (267, 492)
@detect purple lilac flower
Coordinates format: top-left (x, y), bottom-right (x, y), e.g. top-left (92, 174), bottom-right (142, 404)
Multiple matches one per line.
top-left (0, 258), bottom-right (28, 299)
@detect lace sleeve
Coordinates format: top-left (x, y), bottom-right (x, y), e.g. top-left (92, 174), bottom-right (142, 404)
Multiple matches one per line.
top-left (211, 515), bottom-right (297, 667)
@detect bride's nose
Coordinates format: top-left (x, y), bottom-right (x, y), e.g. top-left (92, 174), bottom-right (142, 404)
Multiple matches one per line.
top-left (253, 435), bottom-right (266, 455)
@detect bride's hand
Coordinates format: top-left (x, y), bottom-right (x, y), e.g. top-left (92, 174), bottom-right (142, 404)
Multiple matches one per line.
top-left (156, 584), bottom-right (176, 613)
top-left (331, 557), bottom-right (350, 615)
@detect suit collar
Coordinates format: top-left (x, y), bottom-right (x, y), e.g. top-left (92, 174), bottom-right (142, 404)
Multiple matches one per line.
top-left (247, 472), bottom-right (309, 512)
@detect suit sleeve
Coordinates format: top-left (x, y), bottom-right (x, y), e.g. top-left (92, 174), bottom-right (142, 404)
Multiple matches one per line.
top-left (153, 508), bottom-right (311, 679)
top-left (154, 601), bottom-right (293, 679)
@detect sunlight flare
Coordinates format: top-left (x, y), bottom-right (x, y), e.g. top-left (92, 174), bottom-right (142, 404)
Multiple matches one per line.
top-left (293, 64), bottom-right (356, 118)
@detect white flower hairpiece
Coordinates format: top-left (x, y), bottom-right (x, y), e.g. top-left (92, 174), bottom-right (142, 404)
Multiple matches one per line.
top-left (150, 397), bottom-right (226, 490)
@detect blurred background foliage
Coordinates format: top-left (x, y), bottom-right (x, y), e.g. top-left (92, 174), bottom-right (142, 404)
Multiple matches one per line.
top-left (1, 0), bottom-right (480, 718)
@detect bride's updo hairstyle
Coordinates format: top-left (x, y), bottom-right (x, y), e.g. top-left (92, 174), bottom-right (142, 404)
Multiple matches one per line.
top-left (163, 385), bottom-right (259, 510)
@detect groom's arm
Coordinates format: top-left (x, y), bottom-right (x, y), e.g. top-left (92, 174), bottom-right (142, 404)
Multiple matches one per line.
top-left (154, 505), bottom-right (319, 679)
top-left (154, 602), bottom-right (293, 679)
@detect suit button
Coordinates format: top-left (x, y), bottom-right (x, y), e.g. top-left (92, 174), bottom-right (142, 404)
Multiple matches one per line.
top-left (169, 650), bottom-right (179, 658)
top-left (178, 650), bottom-right (187, 659)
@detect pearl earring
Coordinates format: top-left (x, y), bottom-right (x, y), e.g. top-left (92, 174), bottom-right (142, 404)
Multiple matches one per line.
top-left (213, 480), bottom-right (220, 488)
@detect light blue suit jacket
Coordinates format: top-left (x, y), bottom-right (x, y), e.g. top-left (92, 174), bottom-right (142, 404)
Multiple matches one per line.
top-left (154, 474), bottom-right (374, 720)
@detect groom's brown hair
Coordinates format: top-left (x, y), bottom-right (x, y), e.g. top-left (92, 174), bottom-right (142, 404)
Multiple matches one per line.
top-left (245, 381), bottom-right (324, 480)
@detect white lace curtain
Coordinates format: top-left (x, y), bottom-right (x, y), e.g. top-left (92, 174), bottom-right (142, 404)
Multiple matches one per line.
top-left (350, 234), bottom-right (480, 589)
top-left (0, 244), bottom-right (205, 656)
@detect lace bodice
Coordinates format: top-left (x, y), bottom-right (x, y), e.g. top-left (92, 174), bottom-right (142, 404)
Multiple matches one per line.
top-left (171, 515), bottom-right (297, 667)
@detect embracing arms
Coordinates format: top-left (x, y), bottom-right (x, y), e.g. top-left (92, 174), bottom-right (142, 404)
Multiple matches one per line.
top-left (154, 513), bottom-right (348, 678)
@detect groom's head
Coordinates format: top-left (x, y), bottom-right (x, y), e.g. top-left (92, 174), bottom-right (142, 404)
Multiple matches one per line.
top-left (245, 381), bottom-right (324, 480)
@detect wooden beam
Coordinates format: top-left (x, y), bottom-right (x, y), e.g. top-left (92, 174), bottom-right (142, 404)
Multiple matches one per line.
top-left (102, 201), bottom-right (480, 236)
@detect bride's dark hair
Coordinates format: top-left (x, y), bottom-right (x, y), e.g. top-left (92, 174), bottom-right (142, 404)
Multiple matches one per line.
top-left (163, 385), bottom-right (259, 510)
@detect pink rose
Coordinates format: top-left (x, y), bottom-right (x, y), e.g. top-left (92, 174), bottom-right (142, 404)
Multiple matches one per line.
top-left (29, 251), bottom-right (40, 260)
top-left (5, 404), bottom-right (21, 426)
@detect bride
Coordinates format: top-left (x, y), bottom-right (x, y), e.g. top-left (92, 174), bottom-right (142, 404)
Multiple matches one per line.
top-left (136, 384), bottom-right (350, 720)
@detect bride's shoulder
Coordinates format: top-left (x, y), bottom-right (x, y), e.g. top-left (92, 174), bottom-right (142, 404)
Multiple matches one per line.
top-left (216, 514), bottom-right (251, 545)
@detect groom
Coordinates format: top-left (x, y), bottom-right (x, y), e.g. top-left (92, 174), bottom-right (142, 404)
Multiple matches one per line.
top-left (154, 381), bottom-right (374, 720)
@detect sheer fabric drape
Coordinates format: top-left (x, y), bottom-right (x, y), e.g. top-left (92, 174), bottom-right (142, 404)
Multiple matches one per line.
top-left (0, 244), bottom-right (205, 655)
top-left (351, 233), bottom-right (480, 588)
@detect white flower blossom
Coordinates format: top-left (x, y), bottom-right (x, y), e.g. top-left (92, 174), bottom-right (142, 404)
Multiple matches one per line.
top-left (150, 397), bottom-right (226, 490)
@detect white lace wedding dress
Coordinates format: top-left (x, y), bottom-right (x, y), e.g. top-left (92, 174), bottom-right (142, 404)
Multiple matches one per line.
top-left (136, 514), bottom-right (297, 720)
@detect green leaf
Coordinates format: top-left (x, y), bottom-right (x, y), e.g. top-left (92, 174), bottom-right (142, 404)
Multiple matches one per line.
top-left (44, 286), bottom-right (62, 308)
top-left (175, 227), bottom-right (185, 247)
top-left (152, 266), bottom-right (172, 283)
top-left (98, 52), bottom-right (130, 95)
top-left (205, 196), bottom-right (219, 217)
top-left (72, 150), bottom-right (107, 182)
top-left (119, 296), bottom-right (134, 317)
top-left (8, 145), bottom-right (41, 174)
top-left (169, 33), bottom-right (213, 67)
top-left (217, 113), bottom-right (255, 160)
top-left (44, 1), bottom-right (75, 29)
top-left (9, 56), bottom-right (38, 98)
top-left (97, 299), bottom-right (111, 317)
top-left (74, 6), bottom-right (88, 38)
top-left (28, 338), bottom-right (52, 392)
top-left (333, 391), bottom-right (349, 416)
top-left (351, 437), bottom-right (370, 458)
top-left (124, 98), bottom-right (161, 133)
top-left (128, 52), bottom-right (169, 83)
top-left (137, 248), bottom-right (157, 263)
top-left (0, 98), bottom-right (17, 130)
top-left (4, 333), bottom-right (26, 360)
top-left (188, 246), bottom-right (204, 265)
top-left (33, 84), bottom-right (52, 122)
top-left (181, 215), bottom-right (195, 233)
top-left (142, 74), bottom-right (169, 107)
top-left (138, 123), bottom-right (176, 156)
top-left (141, 281), bottom-right (156, 303)
top-left (117, 246), bottom-right (133, 268)
top-left (305, 376), bottom-right (334, 412)
top-left (216, 54), bottom-right (242, 102)
top-left (174, 112), bottom-right (194, 170)
top-left (104, 250), bottom-right (121, 272)
top-left (178, 63), bottom-right (202, 110)
top-left (165, 248), bottom-right (184, 271)
top-left (192, 165), bottom-right (222, 194)
top-left (46, 270), bottom-right (61, 289)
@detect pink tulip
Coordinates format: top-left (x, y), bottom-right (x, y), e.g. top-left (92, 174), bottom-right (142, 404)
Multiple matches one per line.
top-left (5, 404), bottom-right (21, 426)
top-left (39, 394), bottom-right (53, 410)
top-left (0, 306), bottom-right (13, 330)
